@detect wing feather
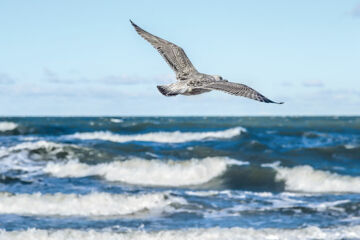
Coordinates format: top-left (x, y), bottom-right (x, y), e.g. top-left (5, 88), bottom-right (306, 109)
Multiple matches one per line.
top-left (130, 20), bottom-right (197, 79)
top-left (205, 81), bottom-right (283, 104)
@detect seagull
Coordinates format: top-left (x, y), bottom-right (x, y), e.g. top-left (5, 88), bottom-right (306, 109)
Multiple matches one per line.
top-left (130, 20), bottom-right (283, 104)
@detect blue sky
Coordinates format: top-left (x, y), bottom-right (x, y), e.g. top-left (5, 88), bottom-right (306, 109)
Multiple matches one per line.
top-left (0, 0), bottom-right (359, 116)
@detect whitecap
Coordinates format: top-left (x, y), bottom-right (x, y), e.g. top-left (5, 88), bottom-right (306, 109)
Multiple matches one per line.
top-left (44, 157), bottom-right (245, 186)
top-left (1, 225), bottom-right (360, 240)
top-left (110, 118), bottom-right (123, 123)
top-left (0, 121), bottom-right (17, 132)
top-left (275, 165), bottom-right (360, 193)
top-left (0, 192), bottom-right (185, 217)
top-left (261, 161), bottom-right (281, 168)
top-left (307, 200), bottom-right (350, 212)
top-left (9, 141), bottom-right (66, 152)
top-left (344, 144), bottom-right (358, 149)
top-left (0, 141), bottom-right (78, 177)
top-left (185, 190), bottom-right (232, 197)
top-left (69, 126), bottom-right (246, 143)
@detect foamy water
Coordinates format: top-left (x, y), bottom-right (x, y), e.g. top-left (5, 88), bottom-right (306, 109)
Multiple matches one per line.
top-left (9, 140), bottom-right (68, 152)
top-left (110, 118), bottom-right (123, 123)
top-left (1, 117), bottom-right (360, 235)
top-left (0, 121), bottom-right (17, 132)
top-left (275, 165), bottom-right (360, 193)
top-left (44, 157), bottom-right (246, 186)
top-left (0, 141), bottom-right (78, 176)
top-left (0, 141), bottom-right (77, 158)
top-left (1, 225), bottom-right (360, 240)
top-left (69, 127), bottom-right (246, 143)
top-left (0, 192), bottom-right (185, 216)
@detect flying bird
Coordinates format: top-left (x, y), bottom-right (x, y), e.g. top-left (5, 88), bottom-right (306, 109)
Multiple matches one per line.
top-left (130, 20), bottom-right (283, 104)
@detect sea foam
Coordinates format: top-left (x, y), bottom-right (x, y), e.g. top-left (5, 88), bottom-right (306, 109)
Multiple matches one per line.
top-left (0, 192), bottom-right (185, 216)
top-left (275, 165), bottom-right (360, 193)
top-left (9, 141), bottom-right (67, 152)
top-left (0, 141), bottom-right (79, 177)
top-left (44, 157), bottom-right (245, 186)
top-left (0, 141), bottom-right (76, 158)
top-left (1, 225), bottom-right (360, 240)
top-left (69, 127), bottom-right (246, 143)
top-left (0, 121), bottom-right (17, 132)
top-left (110, 118), bottom-right (123, 123)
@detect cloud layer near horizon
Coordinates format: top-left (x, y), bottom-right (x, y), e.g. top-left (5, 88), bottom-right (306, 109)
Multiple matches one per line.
top-left (0, 69), bottom-right (359, 116)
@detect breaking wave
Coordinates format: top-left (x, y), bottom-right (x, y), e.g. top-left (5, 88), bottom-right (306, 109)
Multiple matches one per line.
top-left (44, 157), bottom-right (247, 186)
top-left (0, 121), bottom-right (17, 132)
top-left (1, 225), bottom-right (360, 240)
top-left (5, 140), bottom-right (68, 153)
top-left (275, 165), bottom-right (360, 193)
top-left (0, 140), bottom-right (75, 156)
top-left (0, 141), bottom-right (78, 159)
top-left (69, 127), bottom-right (246, 143)
top-left (0, 192), bottom-right (185, 217)
top-left (0, 141), bottom-right (80, 179)
top-left (110, 118), bottom-right (123, 123)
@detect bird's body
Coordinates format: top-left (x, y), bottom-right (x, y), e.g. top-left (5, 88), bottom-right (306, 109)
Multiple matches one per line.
top-left (157, 73), bottom-right (214, 96)
top-left (130, 20), bottom-right (283, 104)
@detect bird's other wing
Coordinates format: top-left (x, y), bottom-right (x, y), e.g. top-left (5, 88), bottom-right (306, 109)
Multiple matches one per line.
top-left (130, 20), bottom-right (197, 80)
top-left (204, 81), bottom-right (283, 104)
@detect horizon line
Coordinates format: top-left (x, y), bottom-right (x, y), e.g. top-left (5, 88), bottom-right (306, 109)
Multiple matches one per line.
top-left (1, 114), bottom-right (359, 118)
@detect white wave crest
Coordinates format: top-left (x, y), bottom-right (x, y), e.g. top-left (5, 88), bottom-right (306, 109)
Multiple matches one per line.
top-left (69, 127), bottom-right (246, 143)
top-left (0, 141), bottom-right (78, 177)
top-left (0, 121), bottom-right (17, 132)
top-left (110, 118), bottom-right (123, 123)
top-left (275, 165), bottom-right (360, 193)
top-left (344, 144), bottom-right (358, 149)
top-left (44, 157), bottom-right (244, 186)
top-left (1, 225), bottom-right (360, 240)
top-left (0, 141), bottom-right (75, 158)
top-left (185, 190), bottom-right (232, 197)
top-left (0, 192), bottom-right (185, 216)
top-left (9, 141), bottom-right (66, 152)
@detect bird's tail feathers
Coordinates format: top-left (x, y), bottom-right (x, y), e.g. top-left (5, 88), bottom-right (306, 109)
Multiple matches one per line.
top-left (157, 85), bottom-right (178, 96)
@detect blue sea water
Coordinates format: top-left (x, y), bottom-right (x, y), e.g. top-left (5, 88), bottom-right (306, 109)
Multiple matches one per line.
top-left (0, 117), bottom-right (360, 239)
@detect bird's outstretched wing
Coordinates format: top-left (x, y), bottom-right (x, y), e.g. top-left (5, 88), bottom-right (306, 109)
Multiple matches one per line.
top-left (204, 81), bottom-right (283, 104)
top-left (130, 20), bottom-right (197, 80)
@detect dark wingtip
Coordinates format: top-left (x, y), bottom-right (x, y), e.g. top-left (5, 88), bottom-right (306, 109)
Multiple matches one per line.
top-left (271, 101), bottom-right (284, 104)
top-left (264, 98), bottom-right (284, 104)
top-left (129, 19), bottom-right (136, 27)
top-left (157, 86), bottom-right (167, 96)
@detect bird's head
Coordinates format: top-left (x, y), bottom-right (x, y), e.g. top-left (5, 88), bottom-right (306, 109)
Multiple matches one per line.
top-left (212, 75), bottom-right (226, 81)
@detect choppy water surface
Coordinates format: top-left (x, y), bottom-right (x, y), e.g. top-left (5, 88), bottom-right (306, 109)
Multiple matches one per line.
top-left (0, 117), bottom-right (360, 239)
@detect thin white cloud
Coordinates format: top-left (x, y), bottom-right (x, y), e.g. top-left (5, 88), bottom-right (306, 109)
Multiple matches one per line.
top-left (0, 73), bottom-right (15, 84)
top-left (306, 88), bottom-right (360, 104)
top-left (302, 80), bottom-right (324, 88)
top-left (98, 73), bottom-right (175, 85)
top-left (351, 4), bottom-right (360, 17)
top-left (42, 68), bottom-right (174, 85)
top-left (1, 81), bottom-right (157, 99)
top-left (43, 68), bottom-right (80, 84)
top-left (281, 81), bottom-right (293, 87)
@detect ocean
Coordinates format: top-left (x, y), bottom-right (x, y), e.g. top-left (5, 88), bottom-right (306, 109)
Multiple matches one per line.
top-left (0, 117), bottom-right (359, 239)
